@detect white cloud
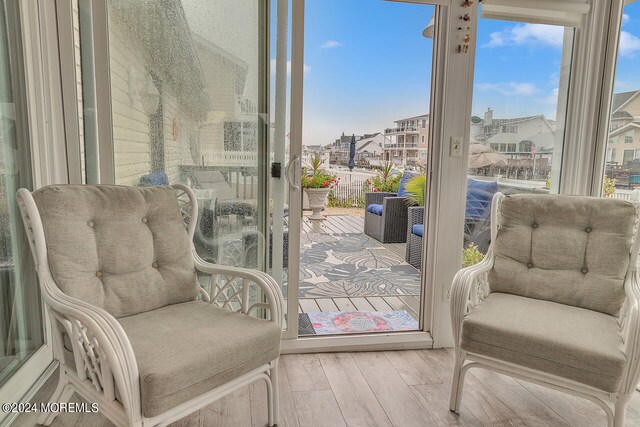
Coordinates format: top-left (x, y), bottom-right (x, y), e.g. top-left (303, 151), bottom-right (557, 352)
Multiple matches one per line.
top-left (270, 59), bottom-right (311, 76)
top-left (623, 13), bottom-right (630, 24)
top-left (320, 40), bottom-right (342, 49)
top-left (619, 31), bottom-right (640, 57)
top-left (541, 87), bottom-right (559, 105)
top-left (485, 24), bottom-right (564, 48)
top-left (476, 82), bottom-right (538, 96)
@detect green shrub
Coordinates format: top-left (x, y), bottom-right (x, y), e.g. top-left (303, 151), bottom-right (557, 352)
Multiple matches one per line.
top-left (462, 243), bottom-right (484, 268)
top-left (405, 175), bottom-right (426, 206)
top-left (603, 176), bottom-right (616, 198)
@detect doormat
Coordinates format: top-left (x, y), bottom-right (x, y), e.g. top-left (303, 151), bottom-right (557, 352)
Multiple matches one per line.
top-left (298, 313), bottom-right (316, 335)
top-left (303, 310), bottom-right (418, 335)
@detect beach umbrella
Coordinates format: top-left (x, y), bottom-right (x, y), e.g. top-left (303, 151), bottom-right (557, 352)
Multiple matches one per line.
top-left (348, 134), bottom-right (356, 171)
top-left (468, 143), bottom-right (508, 169)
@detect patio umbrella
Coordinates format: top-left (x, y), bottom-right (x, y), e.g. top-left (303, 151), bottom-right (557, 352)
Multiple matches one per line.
top-left (348, 134), bottom-right (356, 171)
top-left (469, 143), bottom-right (508, 169)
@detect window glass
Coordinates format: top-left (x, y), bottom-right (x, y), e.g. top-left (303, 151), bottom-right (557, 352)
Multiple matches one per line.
top-left (93, 0), bottom-right (266, 270)
top-left (463, 14), bottom-right (574, 264)
top-left (603, 1), bottom-right (640, 194)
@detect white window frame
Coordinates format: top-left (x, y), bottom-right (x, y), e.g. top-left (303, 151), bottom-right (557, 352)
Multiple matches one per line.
top-left (0, 0), bottom-right (71, 420)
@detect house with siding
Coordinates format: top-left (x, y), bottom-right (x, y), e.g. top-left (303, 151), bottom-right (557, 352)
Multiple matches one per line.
top-left (471, 108), bottom-right (555, 175)
top-left (606, 90), bottom-right (640, 167)
top-left (104, 0), bottom-right (255, 186)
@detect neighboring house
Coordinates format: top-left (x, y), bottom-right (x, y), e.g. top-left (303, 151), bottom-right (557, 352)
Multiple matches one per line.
top-left (471, 108), bottom-right (555, 176)
top-left (327, 132), bottom-right (385, 167)
top-left (355, 133), bottom-right (385, 166)
top-left (606, 90), bottom-right (640, 167)
top-left (383, 114), bottom-right (429, 166)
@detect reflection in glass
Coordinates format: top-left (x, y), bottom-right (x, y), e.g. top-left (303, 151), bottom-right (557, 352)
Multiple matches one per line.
top-left (103, 0), bottom-right (265, 270)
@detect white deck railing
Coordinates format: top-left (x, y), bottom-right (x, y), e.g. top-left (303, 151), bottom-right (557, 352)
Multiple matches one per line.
top-left (331, 170), bottom-right (375, 201)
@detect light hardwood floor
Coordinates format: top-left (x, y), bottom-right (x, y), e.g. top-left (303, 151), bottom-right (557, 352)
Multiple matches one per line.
top-left (13, 348), bottom-right (640, 427)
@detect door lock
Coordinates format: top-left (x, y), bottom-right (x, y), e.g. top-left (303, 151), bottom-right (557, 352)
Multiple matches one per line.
top-left (271, 162), bottom-right (282, 178)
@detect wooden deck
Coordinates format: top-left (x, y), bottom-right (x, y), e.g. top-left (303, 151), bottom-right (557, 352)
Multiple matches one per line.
top-left (301, 214), bottom-right (406, 259)
top-left (299, 214), bottom-right (420, 326)
top-left (298, 295), bottom-right (420, 321)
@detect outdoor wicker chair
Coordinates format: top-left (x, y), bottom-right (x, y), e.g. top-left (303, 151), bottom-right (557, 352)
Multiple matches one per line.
top-left (16, 184), bottom-right (284, 427)
top-left (450, 192), bottom-right (640, 427)
top-left (364, 172), bottom-right (417, 243)
top-left (406, 206), bottom-right (424, 269)
top-left (405, 179), bottom-right (498, 270)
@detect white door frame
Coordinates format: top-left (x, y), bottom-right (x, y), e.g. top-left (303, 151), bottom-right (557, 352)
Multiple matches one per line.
top-left (0, 0), bottom-right (71, 421)
top-left (281, 0), bottom-right (448, 352)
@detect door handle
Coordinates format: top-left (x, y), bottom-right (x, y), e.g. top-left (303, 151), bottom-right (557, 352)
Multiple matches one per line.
top-left (285, 154), bottom-right (301, 191)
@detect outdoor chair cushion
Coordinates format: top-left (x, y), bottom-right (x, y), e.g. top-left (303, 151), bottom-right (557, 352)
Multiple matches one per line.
top-left (397, 172), bottom-right (417, 198)
top-left (411, 224), bottom-right (424, 237)
top-left (139, 171), bottom-right (170, 187)
top-left (118, 300), bottom-right (282, 417)
top-left (367, 204), bottom-right (384, 216)
top-left (32, 185), bottom-right (200, 318)
top-left (460, 293), bottom-right (626, 392)
top-left (489, 194), bottom-right (636, 316)
top-left (466, 179), bottom-right (498, 219)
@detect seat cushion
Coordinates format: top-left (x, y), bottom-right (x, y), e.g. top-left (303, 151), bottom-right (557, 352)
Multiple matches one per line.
top-left (33, 185), bottom-right (200, 318)
top-left (411, 224), bottom-right (424, 237)
top-left (367, 204), bottom-right (384, 216)
top-left (489, 193), bottom-right (636, 316)
top-left (118, 301), bottom-right (282, 417)
top-left (460, 293), bottom-right (626, 392)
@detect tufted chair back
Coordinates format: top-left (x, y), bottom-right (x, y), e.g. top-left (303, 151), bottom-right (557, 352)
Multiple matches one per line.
top-left (489, 193), bottom-right (638, 316)
top-left (32, 185), bottom-right (200, 318)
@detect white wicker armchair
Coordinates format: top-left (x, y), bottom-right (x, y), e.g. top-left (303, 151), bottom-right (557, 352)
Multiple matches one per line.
top-left (16, 184), bottom-right (284, 427)
top-left (450, 192), bottom-right (640, 427)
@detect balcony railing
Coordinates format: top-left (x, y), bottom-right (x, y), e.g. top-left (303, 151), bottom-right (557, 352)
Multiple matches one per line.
top-left (384, 143), bottom-right (419, 149)
top-left (384, 126), bottom-right (418, 134)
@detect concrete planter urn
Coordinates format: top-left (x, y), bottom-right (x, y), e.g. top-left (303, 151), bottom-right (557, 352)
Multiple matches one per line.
top-left (304, 187), bottom-right (331, 220)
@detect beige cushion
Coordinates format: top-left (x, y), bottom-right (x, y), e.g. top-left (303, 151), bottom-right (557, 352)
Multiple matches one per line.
top-left (489, 194), bottom-right (636, 316)
top-left (460, 293), bottom-right (626, 392)
top-left (33, 185), bottom-right (200, 318)
top-left (118, 301), bottom-right (281, 417)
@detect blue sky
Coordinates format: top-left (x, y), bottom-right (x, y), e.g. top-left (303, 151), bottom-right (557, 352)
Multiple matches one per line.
top-left (292, 1), bottom-right (640, 146)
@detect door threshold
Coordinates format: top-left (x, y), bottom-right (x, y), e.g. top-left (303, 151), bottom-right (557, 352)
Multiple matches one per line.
top-left (280, 331), bottom-right (433, 354)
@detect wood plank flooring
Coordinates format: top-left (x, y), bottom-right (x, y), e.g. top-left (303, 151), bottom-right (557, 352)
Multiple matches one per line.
top-left (14, 349), bottom-right (640, 427)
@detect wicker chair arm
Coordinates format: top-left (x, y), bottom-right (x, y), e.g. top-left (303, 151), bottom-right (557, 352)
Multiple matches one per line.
top-left (449, 252), bottom-right (495, 347)
top-left (619, 271), bottom-right (640, 394)
top-left (42, 277), bottom-right (141, 418)
top-left (365, 192), bottom-right (396, 206)
top-left (192, 252), bottom-right (284, 327)
top-left (407, 206), bottom-right (425, 228)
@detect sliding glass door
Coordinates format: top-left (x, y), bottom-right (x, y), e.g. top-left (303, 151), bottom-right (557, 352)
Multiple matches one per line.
top-left (71, 0), bottom-right (271, 270)
top-left (0, 0), bottom-right (48, 418)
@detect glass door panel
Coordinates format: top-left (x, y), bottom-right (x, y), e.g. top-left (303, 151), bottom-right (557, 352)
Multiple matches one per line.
top-left (0, 0), bottom-right (44, 387)
top-left (602, 1), bottom-right (640, 198)
top-left (291, 0), bottom-right (435, 336)
top-left (462, 13), bottom-right (574, 265)
top-left (83, 0), bottom-right (269, 270)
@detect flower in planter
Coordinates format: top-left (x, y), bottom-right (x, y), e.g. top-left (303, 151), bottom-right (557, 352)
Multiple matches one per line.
top-left (301, 169), bottom-right (338, 189)
top-left (365, 162), bottom-right (401, 193)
